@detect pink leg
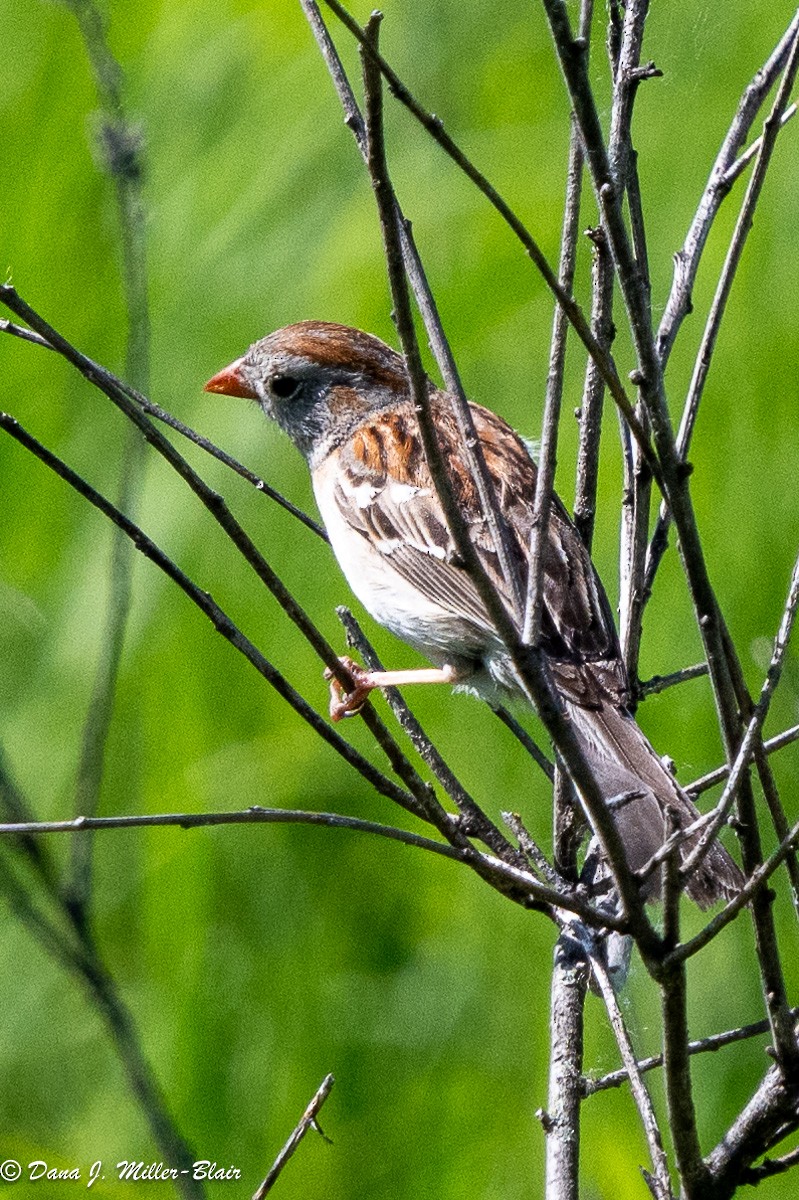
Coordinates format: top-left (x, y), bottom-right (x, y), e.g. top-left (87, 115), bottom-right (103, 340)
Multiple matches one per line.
top-left (325, 656), bottom-right (465, 722)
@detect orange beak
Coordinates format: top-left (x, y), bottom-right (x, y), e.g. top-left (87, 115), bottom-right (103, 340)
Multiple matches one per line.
top-left (204, 356), bottom-right (258, 399)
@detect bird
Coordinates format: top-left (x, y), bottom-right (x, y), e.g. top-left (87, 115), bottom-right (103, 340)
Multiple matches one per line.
top-left (205, 320), bottom-right (743, 907)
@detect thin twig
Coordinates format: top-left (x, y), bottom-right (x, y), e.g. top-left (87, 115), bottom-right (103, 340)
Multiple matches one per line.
top-left (0, 804), bottom-right (628, 930)
top-left (589, 942), bottom-right (674, 1199)
top-left (720, 103), bottom-right (797, 189)
top-left (252, 1074), bottom-right (335, 1199)
top-left (0, 315), bottom-right (328, 540)
top-left (656, 12), bottom-right (799, 367)
top-left (523, 31), bottom-right (587, 647)
top-left (573, 225), bottom-right (614, 550)
top-left (61, 0), bottom-right (152, 924)
top-left (584, 1010), bottom-right (799, 1096)
top-left (336, 608), bottom-right (525, 865)
top-left (681, 544), bottom-right (799, 882)
top-left (609, 0), bottom-right (654, 689)
top-left (638, 663), bottom-right (708, 698)
top-left (645, 22), bottom-right (799, 598)
top-left (0, 851), bottom-right (203, 1199)
top-left (668, 816), bottom-right (799, 967)
top-left (742, 1144), bottom-right (799, 1185)
top-left (491, 706), bottom-right (555, 781)
top-left (686, 724), bottom-right (799, 796)
top-left (695, 67), bottom-right (794, 390)
top-left (503, 811), bottom-right (563, 888)
top-left (0, 410), bottom-right (421, 816)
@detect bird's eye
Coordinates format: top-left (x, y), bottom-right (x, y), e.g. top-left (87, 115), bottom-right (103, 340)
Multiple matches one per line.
top-left (271, 374), bottom-right (301, 399)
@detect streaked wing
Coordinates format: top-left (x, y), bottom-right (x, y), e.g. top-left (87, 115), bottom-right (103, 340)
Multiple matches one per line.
top-left (333, 393), bottom-right (624, 696)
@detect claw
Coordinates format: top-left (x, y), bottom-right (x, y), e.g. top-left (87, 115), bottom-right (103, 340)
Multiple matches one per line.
top-left (324, 656), bottom-right (377, 722)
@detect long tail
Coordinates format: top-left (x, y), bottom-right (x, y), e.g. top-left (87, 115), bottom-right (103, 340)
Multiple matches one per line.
top-left (566, 700), bottom-right (744, 908)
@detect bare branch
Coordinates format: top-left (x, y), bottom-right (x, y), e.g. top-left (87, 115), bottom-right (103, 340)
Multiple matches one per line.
top-left (503, 811), bottom-right (563, 888)
top-left (336, 607), bottom-right (525, 866)
top-left (544, 931), bottom-right (588, 1200)
top-left (252, 1074), bottom-right (335, 1199)
top-left (706, 1064), bottom-right (799, 1195)
top-left (659, 961), bottom-right (710, 1197)
top-left (695, 35), bottom-right (797, 388)
top-left (0, 803), bottom-right (628, 930)
top-left (686, 724), bottom-right (799, 797)
top-left (491, 706), bottom-right (555, 781)
top-left (645, 22), bottom-right (799, 597)
top-left (0, 410), bottom-right (422, 816)
top-left (638, 663), bottom-right (708, 698)
top-left (523, 27), bottom-right (587, 647)
top-left (573, 226), bottom-right (614, 550)
top-left (742, 1144), bottom-right (799, 1185)
top-left (584, 1010), bottom-right (799, 1096)
top-left (721, 103), bottom-right (797, 188)
top-left (656, 12), bottom-right (799, 366)
top-left (590, 942), bottom-right (674, 1198)
top-left (668, 815), bottom-right (799, 966)
top-left (682, 544), bottom-right (799, 881)
top-left (608, 0), bottom-right (655, 688)
top-left (0, 315), bottom-right (328, 541)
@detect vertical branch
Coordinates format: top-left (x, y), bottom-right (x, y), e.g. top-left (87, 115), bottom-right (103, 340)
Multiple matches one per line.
top-left (302, 1), bottom-right (526, 620)
top-left (573, 226), bottom-right (614, 551)
top-left (529, 0), bottom-right (593, 912)
top-left (658, 822), bottom-right (708, 1199)
top-left (606, 0), bottom-right (654, 690)
top-left (544, 930), bottom-right (588, 1200)
top-left (660, 961), bottom-right (711, 1198)
top-left (522, 0), bottom-right (591, 647)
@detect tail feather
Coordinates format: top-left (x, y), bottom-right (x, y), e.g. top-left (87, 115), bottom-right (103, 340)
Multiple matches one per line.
top-left (567, 700), bottom-right (744, 908)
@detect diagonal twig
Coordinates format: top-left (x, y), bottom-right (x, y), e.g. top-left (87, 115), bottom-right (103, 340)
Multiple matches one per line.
top-left (644, 20), bottom-right (799, 598)
top-left (656, 11), bottom-right (799, 367)
top-left (589, 937), bottom-right (674, 1199)
top-left (252, 1074), bottom-right (335, 1199)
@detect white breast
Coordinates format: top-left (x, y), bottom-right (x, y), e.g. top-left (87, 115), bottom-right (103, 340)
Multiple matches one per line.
top-left (312, 457), bottom-right (465, 663)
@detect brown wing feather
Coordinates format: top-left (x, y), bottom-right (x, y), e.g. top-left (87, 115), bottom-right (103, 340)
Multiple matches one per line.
top-left (335, 392), bottom-right (626, 704)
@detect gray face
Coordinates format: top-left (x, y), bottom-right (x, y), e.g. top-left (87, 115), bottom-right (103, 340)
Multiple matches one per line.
top-left (235, 347), bottom-right (342, 460)
top-left (206, 321), bottom-right (413, 464)
top-left (232, 324), bottom-right (411, 465)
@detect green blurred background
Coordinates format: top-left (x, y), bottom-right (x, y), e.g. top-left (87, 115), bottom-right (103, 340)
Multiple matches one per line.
top-left (1, 1), bottom-right (798, 1196)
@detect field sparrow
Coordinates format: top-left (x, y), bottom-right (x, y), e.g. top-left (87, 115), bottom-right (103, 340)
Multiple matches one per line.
top-left (206, 321), bottom-right (742, 906)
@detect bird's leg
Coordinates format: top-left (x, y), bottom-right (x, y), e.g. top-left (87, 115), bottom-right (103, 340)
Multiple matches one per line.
top-left (325, 656), bottom-right (465, 722)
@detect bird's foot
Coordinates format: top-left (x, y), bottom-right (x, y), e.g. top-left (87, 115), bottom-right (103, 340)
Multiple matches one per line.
top-left (325, 656), bottom-right (377, 722)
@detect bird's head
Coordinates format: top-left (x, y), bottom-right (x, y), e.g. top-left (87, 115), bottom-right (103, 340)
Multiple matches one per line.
top-left (205, 321), bottom-right (413, 465)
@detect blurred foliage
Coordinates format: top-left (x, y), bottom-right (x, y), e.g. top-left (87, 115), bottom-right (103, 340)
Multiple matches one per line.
top-left (1, 0), bottom-right (798, 1197)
